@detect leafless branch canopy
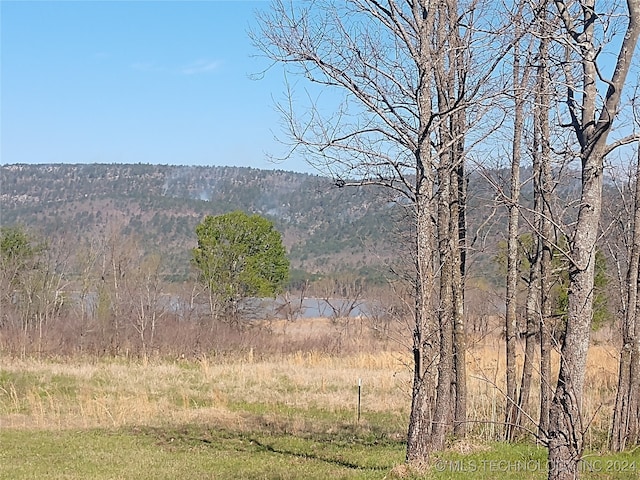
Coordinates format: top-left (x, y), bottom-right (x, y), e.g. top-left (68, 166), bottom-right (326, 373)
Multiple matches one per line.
top-left (252, 0), bottom-right (522, 200)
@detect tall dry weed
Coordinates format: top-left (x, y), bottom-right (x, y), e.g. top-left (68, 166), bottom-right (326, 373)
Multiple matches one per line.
top-left (0, 319), bottom-right (623, 449)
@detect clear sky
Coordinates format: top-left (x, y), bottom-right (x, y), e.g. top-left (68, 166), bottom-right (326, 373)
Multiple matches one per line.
top-left (1, 0), bottom-right (313, 173)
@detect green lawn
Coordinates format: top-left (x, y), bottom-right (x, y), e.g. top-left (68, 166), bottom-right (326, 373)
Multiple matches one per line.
top-left (0, 425), bottom-right (405, 480)
top-left (2, 425), bottom-right (639, 479)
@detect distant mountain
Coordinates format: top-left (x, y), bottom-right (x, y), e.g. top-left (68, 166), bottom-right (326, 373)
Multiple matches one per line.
top-left (5, 162), bottom-right (583, 287)
top-left (0, 164), bottom-right (402, 282)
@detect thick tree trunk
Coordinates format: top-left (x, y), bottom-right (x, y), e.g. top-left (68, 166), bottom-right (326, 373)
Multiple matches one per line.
top-left (406, 373), bottom-right (435, 463)
top-left (547, 168), bottom-right (599, 476)
top-left (406, 0), bottom-right (438, 460)
top-left (547, 2), bottom-right (638, 477)
top-left (406, 170), bottom-right (437, 462)
top-left (415, 0), bottom-right (468, 451)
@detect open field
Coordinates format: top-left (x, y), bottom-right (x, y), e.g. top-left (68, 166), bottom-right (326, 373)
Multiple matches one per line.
top-left (1, 319), bottom-right (638, 479)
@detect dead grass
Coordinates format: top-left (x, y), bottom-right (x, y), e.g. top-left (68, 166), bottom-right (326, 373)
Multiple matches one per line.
top-left (0, 317), bottom-right (623, 450)
top-left (0, 349), bottom-right (411, 433)
top-left (465, 338), bottom-right (619, 445)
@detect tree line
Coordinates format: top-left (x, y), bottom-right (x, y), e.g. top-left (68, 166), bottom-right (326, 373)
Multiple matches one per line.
top-left (253, 0), bottom-right (639, 478)
top-left (0, 211), bottom-right (286, 355)
top-left (0, 214), bottom-right (399, 358)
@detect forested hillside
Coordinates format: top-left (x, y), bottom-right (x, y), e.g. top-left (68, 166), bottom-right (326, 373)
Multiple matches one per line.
top-left (2, 163), bottom-right (599, 287)
top-left (1, 164), bottom-right (407, 282)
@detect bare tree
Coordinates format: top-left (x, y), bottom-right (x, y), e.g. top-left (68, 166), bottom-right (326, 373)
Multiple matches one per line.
top-left (0, 227), bottom-right (72, 356)
top-left (314, 274), bottom-right (364, 321)
top-left (96, 223), bottom-right (140, 355)
top-left (275, 279), bottom-right (309, 322)
top-left (31, 235), bottom-right (71, 356)
top-left (126, 253), bottom-right (167, 360)
top-left (546, 1), bottom-right (639, 478)
top-left (504, 9), bottom-right (531, 439)
top-left (610, 128), bottom-right (640, 451)
top-left (254, 0), bottom-right (518, 461)
top-left (515, 8), bottom-right (558, 442)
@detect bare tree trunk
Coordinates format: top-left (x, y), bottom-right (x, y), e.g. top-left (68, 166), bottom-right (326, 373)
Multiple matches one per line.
top-left (548, 2), bottom-right (639, 477)
top-left (538, 176), bottom-right (554, 440)
top-left (517, 256), bottom-right (540, 436)
top-left (430, 155), bottom-right (455, 451)
top-left (505, 32), bottom-right (526, 441)
top-left (531, 116), bottom-right (555, 444)
top-left (408, 0), bottom-right (441, 460)
top-left (539, 218), bottom-right (554, 443)
top-left (431, 0), bottom-right (469, 443)
top-left (406, 189), bottom-right (437, 463)
top-left (535, 16), bottom-right (554, 441)
top-left (548, 185), bottom-right (598, 477)
top-left (611, 144), bottom-right (640, 451)
top-left (452, 158), bottom-right (467, 437)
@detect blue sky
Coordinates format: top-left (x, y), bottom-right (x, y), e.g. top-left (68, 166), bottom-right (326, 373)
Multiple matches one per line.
top-left (1, 0), bottom-right (313, 173)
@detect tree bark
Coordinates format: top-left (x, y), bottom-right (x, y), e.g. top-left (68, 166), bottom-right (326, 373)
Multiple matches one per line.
top-left (535, 16), bottom-right (554, 441)
top-left (452, 159), bottom-right (467, 438)
top-left (406, 187), bottom-right (437, 462)
top-left (611, 144), bottom-right (640, 451)
top-left (430, 157), bottom-right (455, 451)
top-left (505, 33), bottom-right (526, 441)
top-left (548, 1), bottom-right (639, 477)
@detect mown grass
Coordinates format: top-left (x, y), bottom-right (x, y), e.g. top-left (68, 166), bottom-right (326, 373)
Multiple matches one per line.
top-left (2, 425), bottom-right (639, 479)
top-left (0, 425), bottom-right (406, 480)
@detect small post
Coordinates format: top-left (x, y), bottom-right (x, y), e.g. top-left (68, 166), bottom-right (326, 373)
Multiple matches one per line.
top-left (357, 378), bottom-right (362, 423)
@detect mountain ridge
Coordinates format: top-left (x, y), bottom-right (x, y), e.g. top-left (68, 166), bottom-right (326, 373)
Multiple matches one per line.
top-left (1, 163), bottom-right (400, 281)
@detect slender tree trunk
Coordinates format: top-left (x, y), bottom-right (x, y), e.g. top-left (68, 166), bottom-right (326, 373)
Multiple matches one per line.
top-left (452, 158), bottom-right (467, 437)
top-left (516, 258), bottom-right (539, 436)
top-left (538, 165), bottom-right (555, 444)
top-left (430, 155), bottom-right (455, 451)
top-left (505, 35), bottom-right (526, 441)
top-left (539, 234), bottom-right (554, 442)
top-left (535, 18), bottom-right (554, 441)
top-left (611, 145), bottom-right (640, 451)
top-left (448, 9), bottom-right (467, 438)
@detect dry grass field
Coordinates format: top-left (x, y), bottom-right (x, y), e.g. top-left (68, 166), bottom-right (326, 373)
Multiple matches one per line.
top-left (0, 317), bottom-right (622, 439)
top-left (0, 317), bottom-right (633, 479)
top-left (0, 349), bottom-right (409, 432)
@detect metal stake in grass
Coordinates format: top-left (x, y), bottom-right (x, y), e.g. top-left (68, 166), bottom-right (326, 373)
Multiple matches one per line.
top-left (357, 378), bottom-right (362, 423)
